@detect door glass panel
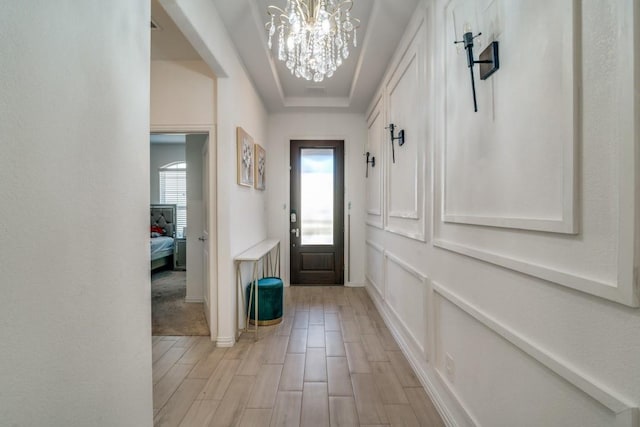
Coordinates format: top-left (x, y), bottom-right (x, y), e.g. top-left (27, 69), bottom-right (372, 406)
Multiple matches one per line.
top-left (300, 148), bottom-right (334, 245)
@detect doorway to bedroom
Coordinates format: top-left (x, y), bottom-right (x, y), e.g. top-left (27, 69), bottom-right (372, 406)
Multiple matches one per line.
top-left (150, 133), bottom-right (209, 336)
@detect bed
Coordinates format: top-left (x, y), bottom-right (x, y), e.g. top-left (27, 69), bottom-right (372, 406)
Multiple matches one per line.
top-left (150, 204), bottom-right (176, 271)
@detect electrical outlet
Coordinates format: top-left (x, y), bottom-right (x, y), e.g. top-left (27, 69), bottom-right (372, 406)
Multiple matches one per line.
top-left (445, 353), bottom-right (455, 382)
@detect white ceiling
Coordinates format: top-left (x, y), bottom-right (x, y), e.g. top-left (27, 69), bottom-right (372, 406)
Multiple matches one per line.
top-left (153, 0), bottom-right (419, 113)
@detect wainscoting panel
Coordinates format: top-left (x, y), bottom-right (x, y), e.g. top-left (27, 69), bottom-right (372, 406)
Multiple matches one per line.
top-left (384, 19), bottom-right (427, 242)
top-left (442, 0), bottom-right (578, 234)
top-left (433, 282), bottom-right (638, 427)
top-left (365, 240), bottom-right (385, 298)
top-left (384, 251), bottom-right (429, 359)
top-left (366, 94), bottom-right (384, 229)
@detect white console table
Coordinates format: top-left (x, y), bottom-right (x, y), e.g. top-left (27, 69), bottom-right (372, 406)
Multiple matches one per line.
top-left (234, 239), bottom-right (280, 339)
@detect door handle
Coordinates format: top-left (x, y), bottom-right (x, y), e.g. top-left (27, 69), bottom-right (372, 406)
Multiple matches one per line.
top-left (290, 228), bottom-right (299, 238)
top-left (198, 236), bottom-right (207, 241)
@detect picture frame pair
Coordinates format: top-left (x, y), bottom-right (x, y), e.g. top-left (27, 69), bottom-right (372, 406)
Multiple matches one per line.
top-left (237, 127), bottom-right (265, 190)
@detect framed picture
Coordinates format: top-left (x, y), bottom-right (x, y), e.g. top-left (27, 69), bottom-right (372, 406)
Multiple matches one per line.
top-left (254, 144), bottom-right (266, 190)
top-left (237, 127), bottom-right (254, 187)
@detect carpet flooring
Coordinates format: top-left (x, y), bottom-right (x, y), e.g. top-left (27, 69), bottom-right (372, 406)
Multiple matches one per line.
top-left (151, 270), bottom-right (209, 336)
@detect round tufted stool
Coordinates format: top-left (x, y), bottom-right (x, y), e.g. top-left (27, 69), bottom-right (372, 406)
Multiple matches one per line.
top-left (246, 277), bottom-right (283, 326)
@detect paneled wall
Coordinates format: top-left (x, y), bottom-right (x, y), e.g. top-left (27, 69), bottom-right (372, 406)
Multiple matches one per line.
top-left (364, 1), bottom-right (640, 426)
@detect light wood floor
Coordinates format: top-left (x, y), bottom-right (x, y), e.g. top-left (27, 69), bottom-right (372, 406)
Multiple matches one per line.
top-left (152, 286), bottom-right (445, 427)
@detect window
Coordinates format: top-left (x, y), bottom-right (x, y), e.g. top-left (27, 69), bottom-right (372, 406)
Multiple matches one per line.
top-left (159, 161), bottom-right (186, 238)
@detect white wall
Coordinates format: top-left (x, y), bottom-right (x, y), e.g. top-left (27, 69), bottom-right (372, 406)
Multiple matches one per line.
top-left (0, 1), bottom-right (152, 426)
top-left (150, 60), bottom-right (215, 129)
top-left (161, 0), bottom-right (269, 347)
top-left (365, 1), bottom-right (640, 426)
top-left (150, 143), bottom-right (185, 204)
top-left (150, 57), bottom-right (217, 334)
top-left (267, 113), bottom-right (367, 287)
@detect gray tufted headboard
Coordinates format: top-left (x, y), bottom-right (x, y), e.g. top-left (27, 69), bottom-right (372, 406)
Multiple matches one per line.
top-left (150, 204), bottom-right (176, 237)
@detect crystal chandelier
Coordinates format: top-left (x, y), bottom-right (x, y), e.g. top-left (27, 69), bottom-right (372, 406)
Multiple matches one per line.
top-left (266, 0), bottom-right (360, 82)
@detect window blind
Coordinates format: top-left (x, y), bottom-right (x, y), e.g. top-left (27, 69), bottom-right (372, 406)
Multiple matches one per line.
top-left (159, 167), bottom-right (187, 238)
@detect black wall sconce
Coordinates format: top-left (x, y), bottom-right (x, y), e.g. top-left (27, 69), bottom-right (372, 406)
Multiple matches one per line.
top-left (365, 151), bottom-right (375, 177)
top-left (386, 123), bottom-right (405, 163)
top-left (454, 24), bottom-right (499, 112)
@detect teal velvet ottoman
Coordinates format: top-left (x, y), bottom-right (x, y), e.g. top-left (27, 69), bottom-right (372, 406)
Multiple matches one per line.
top-left (246, 277), bottom-right (283, 326)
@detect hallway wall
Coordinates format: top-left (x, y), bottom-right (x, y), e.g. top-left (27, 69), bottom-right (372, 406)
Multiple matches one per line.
top-left (0, 1), bottom-right (153, 425)
top-left (160, 0), bottom-right (269, 346)
top-left (267, 113), bottom-right (368, 286)
top-left (365, 1), bottom-right (640, 426)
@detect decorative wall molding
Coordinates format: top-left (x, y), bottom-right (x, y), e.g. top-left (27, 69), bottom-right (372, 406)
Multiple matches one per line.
top-left (432, 281), bottom-right (639, 425)
top-left (433, 238), bottom-right (638, 308)
top-left (383, 17), bottom-right (427, 243)
top-left (440, 0), bottom-right (579, 234)
top-left (384, 251), bottom-right (430, 360)
top-left (366, 94), bottom-right (384, 229)
top-left (365, 239), bottom-right (385, 298)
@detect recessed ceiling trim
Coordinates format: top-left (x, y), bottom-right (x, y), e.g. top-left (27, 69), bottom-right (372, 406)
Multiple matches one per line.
top-left (284, 97), bottom-right (350, 108)
top-left (349, 0), bottom-right (378, 101)
top-left (249, 0), bottom-right (287, 106)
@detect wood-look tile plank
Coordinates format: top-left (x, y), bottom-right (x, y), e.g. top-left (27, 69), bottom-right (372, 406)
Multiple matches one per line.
top-left (325, 331), bottom-right (346, 357)
top-left (224, 340), bottom-right (252, 360)
top-left (371, 362), bottom-right (409, 404)
top-left (178, 337), bottom-right (215, 365)
top-left (324, 313), bottom-right (341, 331)
top-left (383, 404), bottom-right (420, 427)
top-left (209, 375), bottom-right (256, 427)
top-left (188, 347), bottom-right (227, 379)
top-left (362, 334), bottom-right (388, 362)
top-left (386, 351), bottom-right (420, 387)
top-left (239, 408), bottom-right (272, 427)
top-left (340, 319), bottom-right (360, 342)
top-left (179, 400), bottom-right (220, 427)
top-left (356, 314), bottom-right (376, 335)
top-left (248, 364), bottom-right (283, 409)
top-left (154, 347), bottom-right (190, 385)
top-left (280, 353), bottom-right (305, 391)
top-left (153, 340), bottom-right (176, 364)
top-left (238, 341), bottom-right (267, 376)
top-left (293, 311), bottom-right (310, 328)
top-left (287, 328), bottom-right (308, 354)
top-left (307, 324), bottom-right (326, 348)
top-left (267, 335), bottom-right (290, 364)
top-left (172, 336), bottom-right (199, 349)
top-left (338, 305), bottom-right (355, 321)
top-left (344, 342), bottom-right (371, 374)
top-left (350, 373), bottom-right (388, 425)
top-left (328, 396), bottom-right (359, 426)
top-left (270, 391), bottom-right (302, 427)
top-left (304, 348), bottom-right (327, 382)
top-left (153, 378), bottom-right (206, 427)
top-left (327, 357), bottom-right (353, 396)
top-left (276, 316), bottom-right (293, 336)
top-left (198, 359), bottom-right (241, 400)
top-left (404, 387), bottom-right (445, 427)
top-left (375, 325), bottom-right (400, 352)
top-left (301, 382), bottom-right (330, 427)
top-left (309, 309), bottom-right (325, 325)
top-left (153, 363), bottom-right (194, 414)
top-left (323, 299), bottom-right (339, 314)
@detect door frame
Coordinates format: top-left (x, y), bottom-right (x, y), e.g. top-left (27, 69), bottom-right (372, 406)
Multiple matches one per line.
top-left (287, 136), bottom-right (352, 286)
top-left (151, 124), bottom-right (217, 340)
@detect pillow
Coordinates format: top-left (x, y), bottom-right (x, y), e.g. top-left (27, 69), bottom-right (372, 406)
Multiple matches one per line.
top-left (150, 225), bottom-right (165, 236)
top-left (151, 232), bottom-right (161, 238)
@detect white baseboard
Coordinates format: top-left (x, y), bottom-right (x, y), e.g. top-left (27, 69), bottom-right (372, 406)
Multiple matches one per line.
top-left (184, 297), bottom-right (204, 303)
top-left (215, 336), bottom-right (235, 348)
top-left (345, 282), bottom-right (366, 288)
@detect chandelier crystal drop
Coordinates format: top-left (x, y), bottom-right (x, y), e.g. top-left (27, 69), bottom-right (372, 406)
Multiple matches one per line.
top-left (266, 0), bottom-right (360, 82)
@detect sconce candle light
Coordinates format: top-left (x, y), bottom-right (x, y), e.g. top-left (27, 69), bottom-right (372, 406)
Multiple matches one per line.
top-left (365, 151), bottom-right (375, 177)
top-left (454, 23), bottom-right (499, 112)
top-left (386, 123), bottom-right (405, 163)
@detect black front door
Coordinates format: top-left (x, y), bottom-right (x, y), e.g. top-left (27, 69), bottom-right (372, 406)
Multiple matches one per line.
top-left (290, 140), bottom-right (344, 285)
